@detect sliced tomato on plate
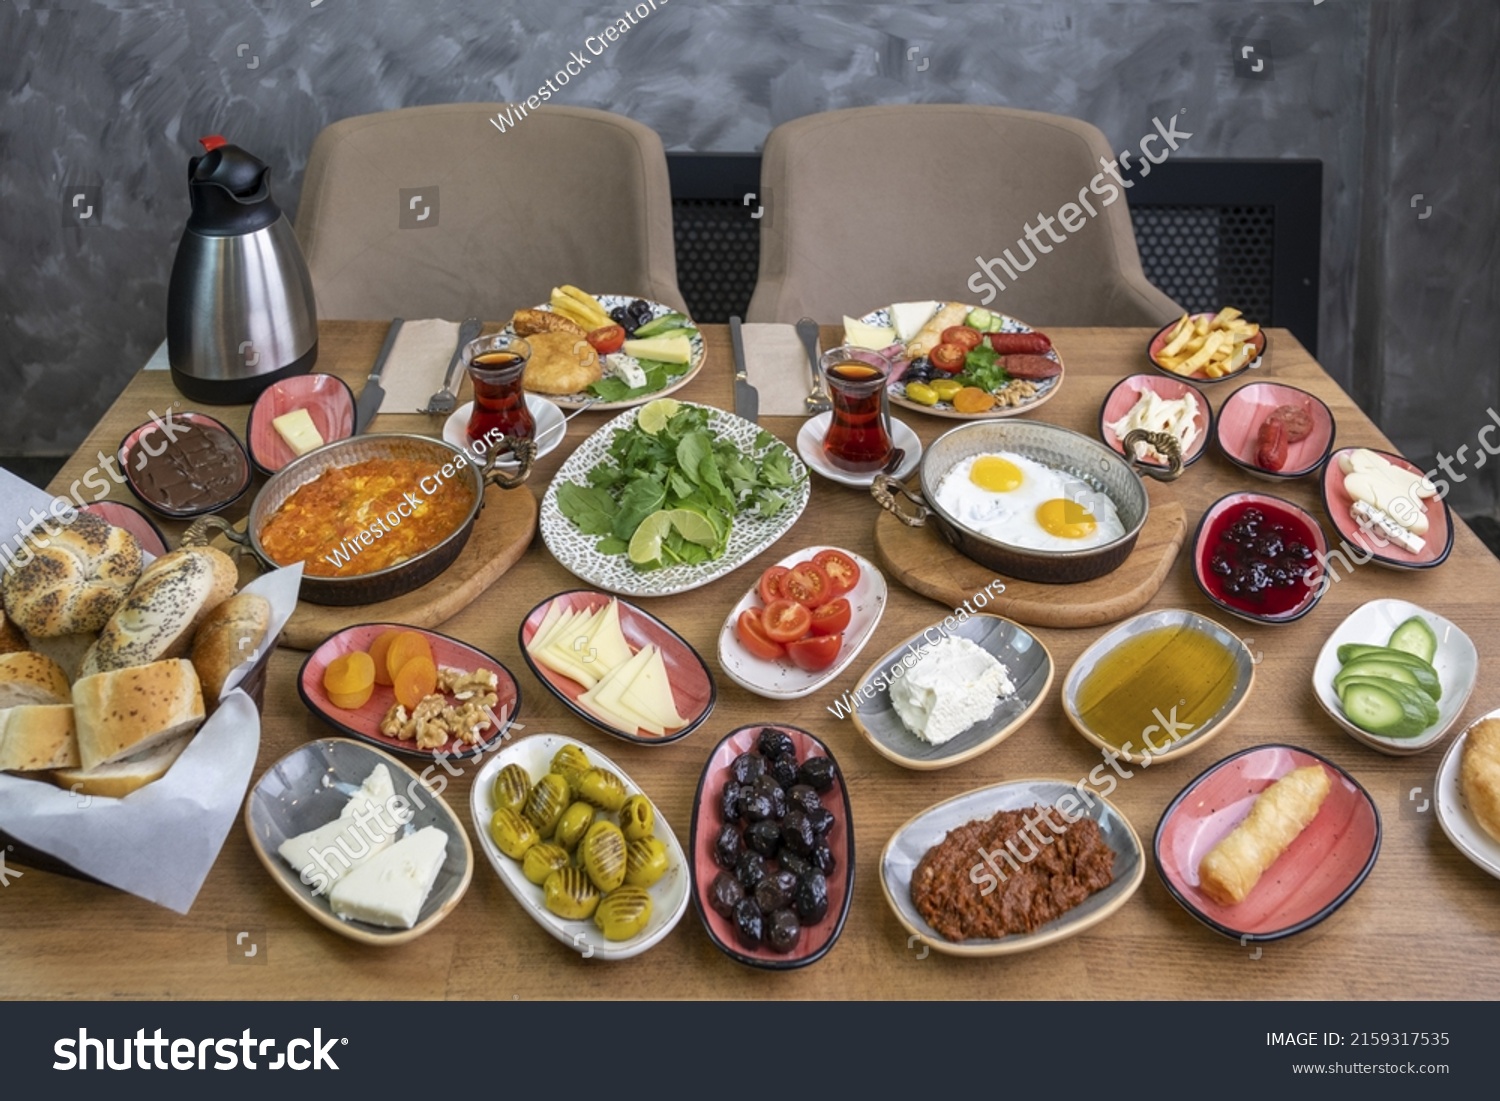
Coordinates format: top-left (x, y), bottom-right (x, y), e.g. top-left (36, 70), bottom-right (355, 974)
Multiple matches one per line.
top-left (586, 325), bottom-right (627, 355)
top-left (761, 598), bottom-right (812, 644)
top-left (782, 561), bottom-right (832, 608)
top-left (941, 326), bottom-right (984, 352)
top-left (736, 610), bottom-right (784, 661)
top-left (812, 550), bottom-right (860, 597)
top-left (809, 597), bottom-right (850, 636)
top-left (757, 565), bottom-right (790, 606)
top-left (786, 633), bottom-right (842, 672)
top-left (929, 343), bottom-right (968, 374)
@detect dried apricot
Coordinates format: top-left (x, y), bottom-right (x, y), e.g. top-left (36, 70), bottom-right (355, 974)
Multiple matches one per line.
top-left (367, 629), bottom-right (403, 685)
top-left (393, 655), bottom-right (439, 710)
top-left (324, 651), bottom-right (376, 710)
top-left (385, 630), bottom-right (434, 684)
top-left (952, 386), bottom-right (997, 414)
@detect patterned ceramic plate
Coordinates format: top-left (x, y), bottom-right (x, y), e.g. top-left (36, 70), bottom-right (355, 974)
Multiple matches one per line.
top-left (508, 294), bottom-right (707, 411)
top-left (856, 305), bottom-right (1064, 420)
top-left (541, 402), bottom-right (810, 597)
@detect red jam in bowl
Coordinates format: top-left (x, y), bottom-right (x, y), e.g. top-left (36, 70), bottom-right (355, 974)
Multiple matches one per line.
top-left (1202, 500), bottom-right (1319, 618)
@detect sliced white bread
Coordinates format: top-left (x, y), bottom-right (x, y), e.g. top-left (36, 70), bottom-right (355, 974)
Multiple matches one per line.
top-left (81, 547), bottom-right (237, 677)
top-left (0, 651), bottom-right (72, 708)
top-left (72, 658), bottom-right (205, 771)
top-left (0, 704), bottom-right (79, 771)
top-left (51, 733), bottom-right (192, 799)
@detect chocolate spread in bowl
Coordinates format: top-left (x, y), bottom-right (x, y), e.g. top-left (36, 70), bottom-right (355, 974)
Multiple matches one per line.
top-left (130, 417), bottom-right (248, 514)
top-left (910, 804), bottom-right (1114, 941)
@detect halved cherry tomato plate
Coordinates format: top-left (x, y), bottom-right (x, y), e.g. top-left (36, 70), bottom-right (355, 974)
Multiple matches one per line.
top-left (941, 326), bottom-right (984, 352)
top-left (782, 560), bottom-right (832, 608)
top-left (757, 565), bottom-right (790, 606)
top-left (718, 546), bottom-right (887, 701)
top-left (812, 549), bottom-right (860, 597)
top-left (810, 598), bottom-right (851, 636)
top-left (787, 634), bottom-right (843, 673)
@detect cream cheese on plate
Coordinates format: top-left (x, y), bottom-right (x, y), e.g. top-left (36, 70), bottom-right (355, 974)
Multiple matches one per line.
top-left (890, 636), bottom-right (1015, 745)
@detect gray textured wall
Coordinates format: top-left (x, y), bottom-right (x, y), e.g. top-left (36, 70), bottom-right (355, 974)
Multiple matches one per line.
top-left (1, 0), bottom-right (1495, 514)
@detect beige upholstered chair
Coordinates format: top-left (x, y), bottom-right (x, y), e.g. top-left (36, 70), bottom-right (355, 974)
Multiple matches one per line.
top-left (746, 105), bottom-right (1181, 327)
top-left (296, 104), bottom-right (686, 320)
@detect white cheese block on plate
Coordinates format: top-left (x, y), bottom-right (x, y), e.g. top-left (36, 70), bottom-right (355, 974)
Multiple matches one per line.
top-left (842, 317), bottom-right (897, 350)
top-left (890, 636), bottom-right (1016, 745)
top-left (329, 825), bottom-right (449, 929)
top-left (271, 408), bottom-right (325, 455)
top-left (890, 301), bottom-right (942, 343)
top-left (604, 353), bottom-right (647, 388)
top-left (278, 764), bottom-right (399, 893)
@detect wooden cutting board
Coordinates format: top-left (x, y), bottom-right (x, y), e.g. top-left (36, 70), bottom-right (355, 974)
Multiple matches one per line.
top-left (214, 487), bottom-right (540, 650)
top-left (874, 499), bottom-right (1187, 629)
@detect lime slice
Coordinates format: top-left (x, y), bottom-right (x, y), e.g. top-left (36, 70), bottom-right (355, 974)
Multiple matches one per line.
top-left (628, 510), bottom-right (675, 565)
top-left (664, 508), bottom-right (718, 547)
top-left (637, 398), bottom-right (681, 436)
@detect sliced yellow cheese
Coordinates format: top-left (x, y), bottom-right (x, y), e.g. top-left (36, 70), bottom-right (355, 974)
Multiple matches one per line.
top-left (620, 645), bottom-right (686, 729)
top-left (272, 408), bottom-right (325, 456)
top-left (541, 604), bottom-right (610, 683)
top-left (528, 606), bottom-right (578, 656)
top-left (621, 335), bottom-right (692, 365)
top-left (587, 644), bottom-right (655, 713)
top-left (527, 602), bottom-right (565, 652)
top-left (579, 599), bottom-right (635, 673)
top-left (842, 316), bottom-right (897, 350)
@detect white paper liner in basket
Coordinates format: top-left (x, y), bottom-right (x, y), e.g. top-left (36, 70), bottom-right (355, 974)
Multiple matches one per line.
top-left (0, 468), bottom-right (301, 912)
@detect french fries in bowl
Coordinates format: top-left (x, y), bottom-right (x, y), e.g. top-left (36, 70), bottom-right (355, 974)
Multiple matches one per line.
top-left (1148, 308), bottom-right (1266, 383)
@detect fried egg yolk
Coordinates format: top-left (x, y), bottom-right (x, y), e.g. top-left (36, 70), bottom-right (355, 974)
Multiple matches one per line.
top-left (1036, 497), bottom-right (1098, 540)
top-left (969, 455), bottom-right (1024, 493)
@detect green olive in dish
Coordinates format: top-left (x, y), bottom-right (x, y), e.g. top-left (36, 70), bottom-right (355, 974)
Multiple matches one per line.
top-left (492, 763), bottom-right (531, 815)
top-left (577, 767), bottom-right (628, 812)
top-left (490, 807), bottom-right (539, 860)
top-left (550, 744), bottom-right (592, 793)
top-left (522, 842), bottom-right (571, 886)
top-left (523, 772), bottom-right (570, 835)
top-left (553, 801), bottom-right (595, 852)
top-left (543, 867), bottom-right (601, 920)
top-left (594, 886), bottom-right (653, 941)
top-left (618, 794), bottom-right (654, 842)
top-left (624, 836), bottom-right (670, 889)
top-left (581, 820), bottom-right (628, 892)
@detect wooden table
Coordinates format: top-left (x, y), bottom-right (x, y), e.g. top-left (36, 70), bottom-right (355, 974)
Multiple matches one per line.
top-left (4, 323), bottom-right (1498, 1001)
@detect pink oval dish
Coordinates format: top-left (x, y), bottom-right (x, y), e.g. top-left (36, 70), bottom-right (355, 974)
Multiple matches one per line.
top-left (688, 724), bottom-right (854, 970)
top-left (1097, 373), bottom-right (1213, 469)
top-left (297, 623), bottom-right (520, 761)
top-left (1319, 445), bottom-right (1452, 570)
top-left (247, 373), bottom-right (356, 475)
top-left (517, 590), bottom-right (715, 745)
top-left (81, 500), bottom-right (169, 556)
top-left (1154, 743), bottom-right (1380, 942)
top-left (1215, 381), bottom-right (1335, 479)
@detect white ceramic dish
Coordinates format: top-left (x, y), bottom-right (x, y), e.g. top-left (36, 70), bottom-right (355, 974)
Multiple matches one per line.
top-left (1311, 599), bottom-right (1477, 756)
top-left (442, 395), bottom-right (565, 468)
top-left (717, 547), bottom-right (887, 700)
top-left (795, 413), bottom-right (921, 486)
top-left (468, 733), bottom-right (690, 960)
top-left (1435, 709), bottom-right (1500, 880)
top-left (540, 401), bottom-right (810, 597)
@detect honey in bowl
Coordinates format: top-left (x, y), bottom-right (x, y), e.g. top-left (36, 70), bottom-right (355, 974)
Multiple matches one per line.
top-left (1073, 625), bottom-right (1239, 757)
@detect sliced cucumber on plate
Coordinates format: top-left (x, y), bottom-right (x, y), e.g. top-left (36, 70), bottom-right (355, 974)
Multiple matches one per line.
top-left (1332, 615), bottom-right (1443, 738)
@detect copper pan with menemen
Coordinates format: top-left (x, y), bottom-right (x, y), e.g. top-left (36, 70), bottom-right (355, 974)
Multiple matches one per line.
top-left (184, 432), bottom-right (533, 606)
top-left (871, 420), bottom-right (1155, 585)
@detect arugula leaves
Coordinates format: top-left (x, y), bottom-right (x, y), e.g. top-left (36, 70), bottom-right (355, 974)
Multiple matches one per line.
top-left (555, 404), bottom-right (805, 571)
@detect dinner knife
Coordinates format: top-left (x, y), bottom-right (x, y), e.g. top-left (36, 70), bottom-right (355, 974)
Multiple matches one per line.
top-left (729, 315), bottom-right (759, 424)
top-left (353, 317), bottom-right (405, 434)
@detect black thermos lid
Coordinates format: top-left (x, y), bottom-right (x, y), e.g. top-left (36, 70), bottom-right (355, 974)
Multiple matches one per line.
top-left (185, 135), bottom-right (282, 236)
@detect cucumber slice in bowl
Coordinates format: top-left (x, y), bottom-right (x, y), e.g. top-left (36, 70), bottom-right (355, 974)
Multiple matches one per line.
top-left (1335, 642), bottom-right (1438, 673)
top-left (1388, 615), bottom-right (1438, 663)
top-left (1334, 656), bottom-right (1441, 700)
top-left (1338, 680), bottom-right (1433, 738)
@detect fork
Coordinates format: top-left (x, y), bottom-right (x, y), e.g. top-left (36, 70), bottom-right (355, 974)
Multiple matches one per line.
top-left (795, 317), bottom-right (831, 416)
top-left (419, 317), bottom-right (482, 416)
